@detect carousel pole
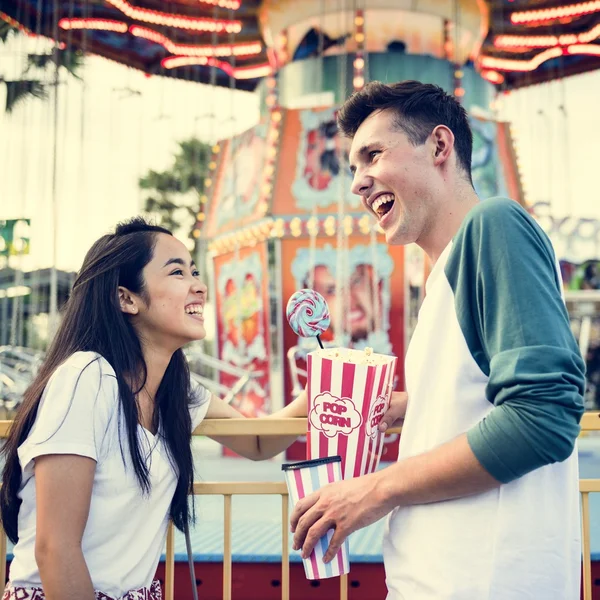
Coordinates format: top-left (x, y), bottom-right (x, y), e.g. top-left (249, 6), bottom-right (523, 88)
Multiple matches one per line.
top-left (48, 0), bottom-right (61, 340)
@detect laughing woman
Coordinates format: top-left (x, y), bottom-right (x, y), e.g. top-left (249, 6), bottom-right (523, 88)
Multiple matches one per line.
top-left (0, 218), bottom-right (309, 600)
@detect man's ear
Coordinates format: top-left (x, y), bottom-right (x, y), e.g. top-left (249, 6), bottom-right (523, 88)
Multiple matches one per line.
top-left (431, 125), bottom-right (454, 166)
top-left (118, 286), bottom-right (138, 315)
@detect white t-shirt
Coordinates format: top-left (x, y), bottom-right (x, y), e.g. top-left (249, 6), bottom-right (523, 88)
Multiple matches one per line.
top-left (383, 200), bottom-right (583, 599)
top-left (8, 351), bottom-right (211, 597)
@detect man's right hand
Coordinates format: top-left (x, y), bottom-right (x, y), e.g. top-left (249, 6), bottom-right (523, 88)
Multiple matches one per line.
top-left (378, 391), bottom-right (408, 432)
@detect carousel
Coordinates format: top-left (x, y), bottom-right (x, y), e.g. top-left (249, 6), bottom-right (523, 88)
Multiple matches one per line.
top-left (1, 0), bottom-right (600, 598)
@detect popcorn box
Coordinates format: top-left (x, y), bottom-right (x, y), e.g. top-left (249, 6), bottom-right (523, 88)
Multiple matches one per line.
top-left (282, 456), bottom-right (350, 579)
top-left (306, 348), bottom-right (397, 479)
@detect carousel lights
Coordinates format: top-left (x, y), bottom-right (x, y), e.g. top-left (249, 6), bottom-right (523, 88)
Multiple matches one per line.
top-left (481, 70), bottom-right (505, 84)
top-left (580, 23), bottom-right (600, 43)
top-left (277, 30), bottom-right (289, 68)
top-left (194, 0), bottom-right (240, 9)
top-left (353, 9), bottom-right (366, 92)
top-left (194, 142), bottom-right (222, 234)
top-left (130, 26), bottom-right (262, 57)
top-left (324, 216), bottom-right (336, 236)
top-left (258, 78), bottom-right (281, 216)
top-left (443, 20), bottom-right (464, 101)
top-left (358, 215), bottom-right (371, 235)
top-left (0, 11), bottom-right (35, 34)
top-left (344, 216), bottom-right (354, 236)
top-left (480, 47), bottom-right (562, 71)
top-left (207, 215), bottom-right (384, 256)
top-left (272, 219), bottom-right (285, 238)
top-left (234, 64), bottom-right (272, 79)
top-left (161, 56), bottom-right (271, 80)
top-left (307, 217), bottom-right (319, 236)
top-left (290, 218), bottom-right (302, 237)
top-left (481, 43), bottom-right (600, 71)
top-left (59, 18), bottom-right (128, 32)
top-left (495, 23), bottom-right (600, 48)
top-left (568, 43), bottom-right (600, 56)
top-left (353, 76), bottom-right (365, 89)
top-left (510, 1), bottom-right (600, 24)
top-left (105, 0), bottom-right (242, 33)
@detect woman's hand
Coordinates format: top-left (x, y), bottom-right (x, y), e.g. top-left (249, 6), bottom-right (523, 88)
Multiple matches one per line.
top-left (377, 391), bottom-right (408, 432)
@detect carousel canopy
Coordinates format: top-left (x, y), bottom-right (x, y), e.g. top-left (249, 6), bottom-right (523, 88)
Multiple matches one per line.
top-left (1, 0), bottom-right (599, 90)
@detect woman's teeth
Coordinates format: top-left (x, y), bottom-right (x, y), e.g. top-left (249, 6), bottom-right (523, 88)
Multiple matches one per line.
top-left (185, 306), bottom-right (203, 315)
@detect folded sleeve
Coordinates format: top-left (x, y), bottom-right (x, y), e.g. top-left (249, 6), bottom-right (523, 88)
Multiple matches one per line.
top-left (18, 353), bottom-right (118, 473)
top-left (444, 198), bottom-right (586, 483)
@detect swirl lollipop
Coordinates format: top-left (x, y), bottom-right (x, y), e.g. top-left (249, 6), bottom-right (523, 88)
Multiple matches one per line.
top-left (286, 289), bottom-right (330, 349)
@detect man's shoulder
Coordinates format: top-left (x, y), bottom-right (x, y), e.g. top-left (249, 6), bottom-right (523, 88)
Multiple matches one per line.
top-left (463, 197), bottom-right (530, 228)
top-left (456, 197), bottom-right (548, 250)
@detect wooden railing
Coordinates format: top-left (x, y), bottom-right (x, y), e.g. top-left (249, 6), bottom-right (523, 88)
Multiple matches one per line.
top-left (0, 412), bottom-right (598, 599)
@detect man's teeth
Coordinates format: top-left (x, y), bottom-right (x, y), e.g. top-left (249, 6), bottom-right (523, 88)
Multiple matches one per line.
top-left (372, 194), bottom-right (394, 214)
top-left (185, 306), bottom-right (203, 315)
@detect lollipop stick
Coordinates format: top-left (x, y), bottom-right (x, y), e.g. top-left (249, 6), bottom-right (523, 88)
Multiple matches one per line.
top-left (317, 335), bottom-right (324, 350)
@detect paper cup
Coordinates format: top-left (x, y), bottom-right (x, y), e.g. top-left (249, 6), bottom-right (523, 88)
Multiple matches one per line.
top-left (282, 456), bottom-right (350, 580)
top-left (306, 348), bottom-right (397, 479)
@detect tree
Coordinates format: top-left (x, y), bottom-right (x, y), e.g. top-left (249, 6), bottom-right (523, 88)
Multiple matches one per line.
top-left (0, 23), bottom-right (83, 113)
top-left (139, 138), bottom-right (212, 257)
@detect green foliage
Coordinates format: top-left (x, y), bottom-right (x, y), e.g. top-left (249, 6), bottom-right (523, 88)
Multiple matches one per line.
top-left (1, 31), bottom-right (83, 113)
top-left (139, 138), bottom-right (211, 244)
top-left (0, 21), bottom-right (18, 44)
top-left (4, 79), bottom-right (47, 113)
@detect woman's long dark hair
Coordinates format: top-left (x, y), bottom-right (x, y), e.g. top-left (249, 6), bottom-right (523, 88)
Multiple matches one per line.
top-left (1, 217), bottom-right (196, 543)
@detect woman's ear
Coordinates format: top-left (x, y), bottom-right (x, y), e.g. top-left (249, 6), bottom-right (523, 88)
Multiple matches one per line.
top-left (118, 286), bottom-right (138, 315)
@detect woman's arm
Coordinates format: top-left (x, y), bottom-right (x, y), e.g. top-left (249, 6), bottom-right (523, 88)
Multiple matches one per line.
top-left (34, 454), bottom-right (96, 600)
top-left (205, 391), bottom-right (308, 460)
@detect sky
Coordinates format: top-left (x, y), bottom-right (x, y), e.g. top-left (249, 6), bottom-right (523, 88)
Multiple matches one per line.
top-left (0, 35), bottom-right (259, 273)
top-left (1, 33), bottom-right (599, 272)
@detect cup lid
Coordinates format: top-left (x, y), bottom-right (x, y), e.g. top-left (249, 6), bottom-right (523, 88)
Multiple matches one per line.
top-left (281, 455), bottom-right (342, 471)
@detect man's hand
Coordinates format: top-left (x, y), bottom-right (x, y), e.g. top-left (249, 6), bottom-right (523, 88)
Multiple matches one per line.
top-left (290, 472), bottom-right (391, 563)
top-left (378, 391), bottom-right (408, 432)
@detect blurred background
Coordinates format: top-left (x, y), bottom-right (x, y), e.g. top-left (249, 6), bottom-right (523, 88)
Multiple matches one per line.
top-left (2, 2), bottom-right (600, 598)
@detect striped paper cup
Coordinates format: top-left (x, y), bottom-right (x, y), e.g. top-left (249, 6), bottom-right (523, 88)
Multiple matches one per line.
top-left (282, 456), bottom-right (350, 580)
top-left (306, 348), bottom-right (397, 480)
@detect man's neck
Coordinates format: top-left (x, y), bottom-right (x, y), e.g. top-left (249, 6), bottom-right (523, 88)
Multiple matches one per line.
top-left (418, 184), bottom-right (480, 265)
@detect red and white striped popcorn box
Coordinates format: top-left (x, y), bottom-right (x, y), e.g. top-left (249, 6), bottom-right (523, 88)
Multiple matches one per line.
top-left (306, 348), bottom-right (397, 480)
top-left (282, 456), bottom-right (350, 579)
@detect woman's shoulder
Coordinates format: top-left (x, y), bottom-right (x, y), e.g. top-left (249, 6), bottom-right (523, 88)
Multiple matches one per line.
top-left (189, 377), bottom-right (212, 430)
top-left (59, 351), bottom-right (115, 374)
top-left (47, 352), bottom-right (119, 406)
top-left (189, 376), bottom-right (211, 406)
